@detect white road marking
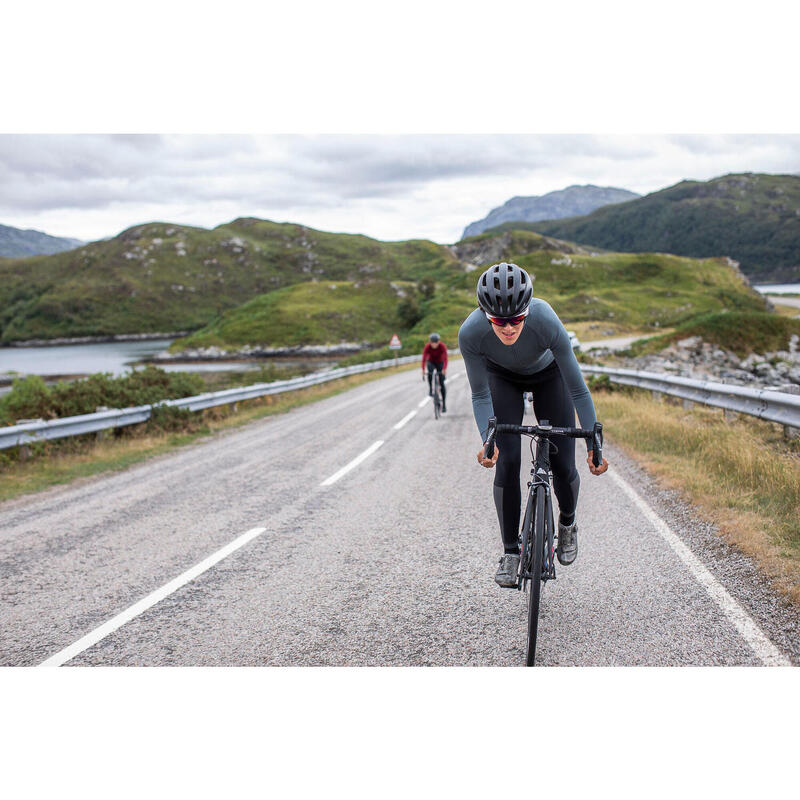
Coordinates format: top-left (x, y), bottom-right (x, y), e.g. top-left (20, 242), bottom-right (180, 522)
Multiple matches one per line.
top-left (417, 397), bottom-right (429, 408)
top-left (608, 470), bottom-right (790, 666)
top-left (39, 526), bottom-right (268, 667)
top-left (320, 440), bottom-right (385, 487)
top-left (393, 410), bottom-right (418, 430)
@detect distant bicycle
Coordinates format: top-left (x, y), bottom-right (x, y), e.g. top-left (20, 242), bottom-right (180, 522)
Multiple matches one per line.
top-left (431, 369), bottom-right (443, 419)
top-left (483, 415), bottom-right (603, 666)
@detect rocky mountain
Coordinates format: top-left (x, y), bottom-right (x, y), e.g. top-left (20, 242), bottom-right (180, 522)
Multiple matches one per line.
top-left (0, 223), bottom-right (84, 258)
top-left (508, 173), bottom-right (800, 282)
top-left (461, 185), bottom-right (639, 239)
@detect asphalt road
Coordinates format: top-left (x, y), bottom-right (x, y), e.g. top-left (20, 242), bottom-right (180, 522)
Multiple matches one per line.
top-left (1, 366), bottom-right (797, 666)
top-left (580, 334), bottom-right (644, 351)
top-left (766, 294), bottom-right (800, 309)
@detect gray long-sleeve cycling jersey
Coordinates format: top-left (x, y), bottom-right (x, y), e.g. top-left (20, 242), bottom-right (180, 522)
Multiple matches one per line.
top-left (457, 300), bottom-right (597, 447)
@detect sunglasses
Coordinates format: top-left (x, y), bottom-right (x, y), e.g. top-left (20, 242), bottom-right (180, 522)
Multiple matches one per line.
top-left (485, 309), bottom-right (528, 327)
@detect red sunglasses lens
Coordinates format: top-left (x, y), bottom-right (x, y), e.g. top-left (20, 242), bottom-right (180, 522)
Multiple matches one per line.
top-left (489, 314), bottom-right (525, 326)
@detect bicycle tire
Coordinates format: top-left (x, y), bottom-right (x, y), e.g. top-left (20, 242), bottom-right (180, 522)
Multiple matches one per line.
top-left (526, 485), bottom-right (546, 666)
top-left (519, 490), bottom-right (533, 583)
top-left (433, 373), bottom-right (441, 419)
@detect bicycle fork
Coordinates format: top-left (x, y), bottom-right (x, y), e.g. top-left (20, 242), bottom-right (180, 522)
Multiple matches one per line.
top-left (527, 464), bottom-right (557, 585)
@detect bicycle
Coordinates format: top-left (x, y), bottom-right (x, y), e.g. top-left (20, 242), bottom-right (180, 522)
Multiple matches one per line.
top-left (431, 369), bottom-right (442, 419)
top-left (483, 416), bottom-right (603, 666)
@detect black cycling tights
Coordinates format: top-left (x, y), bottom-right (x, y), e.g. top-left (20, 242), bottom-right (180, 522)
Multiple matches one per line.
top-left (488, 361), bottom-right (580, 554)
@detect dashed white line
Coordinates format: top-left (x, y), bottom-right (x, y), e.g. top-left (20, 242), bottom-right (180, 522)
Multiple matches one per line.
top-left (42, 370), bottom-right (465, 665)
top-left (320, 440), bottom-right (385, 487)
top-left (393, 410), bottom-right (418, 430)
top-left (39, 526), bottom-right (268, 667)
top-left (608, 470), bottom-right (790, 666)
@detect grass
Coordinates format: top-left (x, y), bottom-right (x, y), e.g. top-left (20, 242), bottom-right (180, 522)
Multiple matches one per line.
top-left (594, 387), bottom-right (800, 604)
top-left (773, 303), bottom-right (800, 319)
top-left (0, 363), bottom-right (417, 504)
top-left (174, 279), bottom-right (417, 350)
top-left (623, 311), bottom-right (800, 358)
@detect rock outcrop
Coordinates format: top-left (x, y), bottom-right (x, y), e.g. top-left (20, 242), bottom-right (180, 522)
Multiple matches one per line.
top-left (612, 334), bottom-right (800, 390)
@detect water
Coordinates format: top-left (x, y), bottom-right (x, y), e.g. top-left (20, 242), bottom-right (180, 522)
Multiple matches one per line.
top-left (754, 283), bottom-right (800, 294)
top-left (0, 339), bottom-right (261, 379)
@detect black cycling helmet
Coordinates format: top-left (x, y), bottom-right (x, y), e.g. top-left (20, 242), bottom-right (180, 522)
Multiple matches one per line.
top-left (429, 333), bottom-right (440, 342)
top-left (476, 262), bottom-right (533, 317)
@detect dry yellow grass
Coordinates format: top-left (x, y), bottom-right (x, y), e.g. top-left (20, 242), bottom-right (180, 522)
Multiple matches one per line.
top-left (772, 302), bottom-right (800, 319)
top-left (595, 390), bottom-right (800, 604)
top-left (567, 321), bottom-right (656, 340)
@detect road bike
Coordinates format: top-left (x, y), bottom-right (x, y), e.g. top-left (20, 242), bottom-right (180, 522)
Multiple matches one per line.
top-left (431, 369), bottom-right (442, 419)
top-left (484, 416), bottom-right (603, 666)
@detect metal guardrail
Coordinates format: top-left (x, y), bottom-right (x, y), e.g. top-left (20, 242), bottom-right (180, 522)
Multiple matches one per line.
top-left (10, 356), bottom-right (795, 451)
top-left (0, 354), bottom-right (420, 450)
top-left (581, 365), bottom-right (800, 428)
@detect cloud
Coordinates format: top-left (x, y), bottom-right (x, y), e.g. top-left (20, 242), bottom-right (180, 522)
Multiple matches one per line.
top-left (1, 134), bottom-right (799, 243)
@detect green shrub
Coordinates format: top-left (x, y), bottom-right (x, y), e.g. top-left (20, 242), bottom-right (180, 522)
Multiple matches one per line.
top-left (147, 404), bottom-right (198, 433)
top-left (585, 374), bottom-right (620, 393)
top-left (1, 375), bottom-right (52, 421)
top-left (0, 365), bottom-right (204, 425)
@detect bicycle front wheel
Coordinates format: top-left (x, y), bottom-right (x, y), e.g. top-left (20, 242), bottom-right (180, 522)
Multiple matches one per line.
top-left (526, 485), bottom-right (546, 666)
top-left (433, 375), bottom-right (441, 419)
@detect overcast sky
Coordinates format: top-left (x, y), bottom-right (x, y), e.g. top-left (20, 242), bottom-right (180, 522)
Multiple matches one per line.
top-left (1, 134), bottom-right (799, 245)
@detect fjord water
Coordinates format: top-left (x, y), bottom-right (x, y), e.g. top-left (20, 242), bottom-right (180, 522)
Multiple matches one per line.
top-left (0, 339), bottom-right (258, 378)
top-left (754, 283), bottom-right (800, 294)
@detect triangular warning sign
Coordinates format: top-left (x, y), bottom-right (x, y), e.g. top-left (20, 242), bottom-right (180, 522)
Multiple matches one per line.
top-left (389, 333), bottom-right (402, 349)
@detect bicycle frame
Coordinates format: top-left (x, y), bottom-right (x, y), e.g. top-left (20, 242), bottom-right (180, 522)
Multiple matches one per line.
top-left (519, 435), bottom-right (557, 587)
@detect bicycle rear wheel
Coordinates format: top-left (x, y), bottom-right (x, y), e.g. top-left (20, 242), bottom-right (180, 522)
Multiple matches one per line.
top-left (525, 485), bottom-right (546, 666)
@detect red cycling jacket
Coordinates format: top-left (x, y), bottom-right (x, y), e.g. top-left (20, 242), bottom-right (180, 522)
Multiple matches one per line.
top-left (421, 341), bottom-right (448, 370)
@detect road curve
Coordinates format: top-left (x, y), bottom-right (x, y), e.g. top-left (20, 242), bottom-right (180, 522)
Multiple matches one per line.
top-left (0, 366), bottom-right (796, 666)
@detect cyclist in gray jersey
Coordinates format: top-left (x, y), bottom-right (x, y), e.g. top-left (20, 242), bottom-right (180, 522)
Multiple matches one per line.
top-left (458, 262), bottom-right (609, 587)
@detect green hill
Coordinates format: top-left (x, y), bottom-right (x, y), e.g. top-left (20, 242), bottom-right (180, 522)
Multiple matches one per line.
top-left (177, 280), bottom-right (421, 349)
top-left (482, 173), bottom-right (800, 282)
top-left (0, 213), bottom-right (769, 352)
top-left (0, 218), bottom-right (461, 343)
top-left (173, 229), bottom-right (768, 354)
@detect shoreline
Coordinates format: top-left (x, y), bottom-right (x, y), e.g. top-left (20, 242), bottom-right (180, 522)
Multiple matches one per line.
top-left (151, 342), bottom-right (369, 362)
top-left (2, 332), bottom-right (188, 348)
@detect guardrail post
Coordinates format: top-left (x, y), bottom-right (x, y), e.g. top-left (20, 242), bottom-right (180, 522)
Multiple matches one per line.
top-left (19, 444), bottom-right (31, 461)
top-left (228, 402), bottom-right (238, 414)
top-left (724, 409), bottom-right (738, 422)
top-left (785, 425), bottom-right (800, 440)
top-left (682, 399), bottom-right (694, 410)
top-left (651, 390), bottom-right (662, 402)
top-left (95, 407), bottom-right (109, 441)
